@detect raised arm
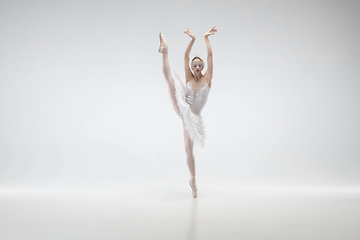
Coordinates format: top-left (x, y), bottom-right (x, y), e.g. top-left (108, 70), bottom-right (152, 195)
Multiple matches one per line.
top-left (184, 27), bottom-right (196, 81)
top-left (204, 27), bottom-right (217, 81)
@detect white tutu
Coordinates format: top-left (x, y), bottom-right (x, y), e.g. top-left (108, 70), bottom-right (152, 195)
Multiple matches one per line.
top-left (173, 71), bottom-right (210, 148)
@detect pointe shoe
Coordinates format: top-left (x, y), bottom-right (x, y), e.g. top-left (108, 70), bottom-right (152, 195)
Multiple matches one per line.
top-left (158, 33), bottom-right (168, 54)
top-left (189, 178), bottom-right (198, 198)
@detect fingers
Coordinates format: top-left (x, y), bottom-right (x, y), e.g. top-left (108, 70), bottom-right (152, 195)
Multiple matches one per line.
top-left (205, 26), bottom-right (217, 36)
top-left (185, 26), bottom-right (217, 38)
top-left (210, 26), bottom-right (217, 32)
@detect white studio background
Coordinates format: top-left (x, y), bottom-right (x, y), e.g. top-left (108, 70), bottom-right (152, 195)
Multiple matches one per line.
top-left (0, 0), bottom-right (359, 188)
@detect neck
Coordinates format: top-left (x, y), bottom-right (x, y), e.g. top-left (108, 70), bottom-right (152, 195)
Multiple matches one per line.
top-left (194, 72), bottom-right (202, 80)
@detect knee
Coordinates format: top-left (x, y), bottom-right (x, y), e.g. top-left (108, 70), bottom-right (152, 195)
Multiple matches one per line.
top-left (165, 76), bottom-right (173, 84)
top-left (166, 78), bottom-right (175, 89)
top-left (184, 144), bottom-right (193, 156)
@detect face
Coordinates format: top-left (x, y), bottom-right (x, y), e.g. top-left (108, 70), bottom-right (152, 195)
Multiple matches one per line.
top-left (191, 59), bottom-right (204, 74)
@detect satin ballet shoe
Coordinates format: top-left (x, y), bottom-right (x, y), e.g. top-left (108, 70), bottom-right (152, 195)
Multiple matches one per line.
top-left (158, 33), bottom-right (168, 54)
top-left (189, 178), bottom-right (198, 198)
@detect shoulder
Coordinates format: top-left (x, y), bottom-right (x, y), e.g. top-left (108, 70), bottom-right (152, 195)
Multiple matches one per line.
top-left (186, 74), bottom-right (195, 83)
top-left (204, 71), bottom-right (213, 80)
top-left (204, 72), bottom-right (212, 85)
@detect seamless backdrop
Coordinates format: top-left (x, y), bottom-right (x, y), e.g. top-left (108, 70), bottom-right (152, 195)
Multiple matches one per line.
top-left (0, 0), bottom-right (359, 188)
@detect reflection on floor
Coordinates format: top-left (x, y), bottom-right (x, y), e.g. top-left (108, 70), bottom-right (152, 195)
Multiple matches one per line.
top-left (1, 185), bottom-right (360, 240)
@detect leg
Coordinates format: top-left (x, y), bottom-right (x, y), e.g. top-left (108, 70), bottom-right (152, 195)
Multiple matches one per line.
top-left (183, 123), bottom-right (195, 178)
top-left (183, 121), bottom-right (197, 197)
top-left (159, 33), bottom-right (180, 116)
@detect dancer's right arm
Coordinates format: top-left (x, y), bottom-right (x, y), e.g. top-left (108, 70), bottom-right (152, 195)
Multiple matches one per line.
top-left (184, 27), bottom-right (196, 81)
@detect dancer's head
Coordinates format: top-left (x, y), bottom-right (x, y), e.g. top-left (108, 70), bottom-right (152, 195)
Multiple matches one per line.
top-left (191, 56), bottom-right (204, 74)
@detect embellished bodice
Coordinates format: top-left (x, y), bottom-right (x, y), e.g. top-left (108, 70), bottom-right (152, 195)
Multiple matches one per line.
top-left (185, 81), bottom-right (210, 115)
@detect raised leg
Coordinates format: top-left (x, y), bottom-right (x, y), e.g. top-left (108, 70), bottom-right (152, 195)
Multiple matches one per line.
top-left (183, 121), bottom-right (197, 197)
top-left (159, 33), bottom-right (180, 116)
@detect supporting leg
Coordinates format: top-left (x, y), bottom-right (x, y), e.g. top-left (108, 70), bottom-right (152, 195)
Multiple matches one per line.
top-left (183, 121), bottom-right (197, 197)
top-left (183, 123), bottom-right (196, 178)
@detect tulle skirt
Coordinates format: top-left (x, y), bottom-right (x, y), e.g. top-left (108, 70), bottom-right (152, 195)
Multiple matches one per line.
top-left (173, 71), bottom-right (206, 148)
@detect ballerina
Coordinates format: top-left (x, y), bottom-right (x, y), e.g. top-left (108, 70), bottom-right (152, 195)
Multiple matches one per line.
top-left (158, 26), bottom-right (217, 198)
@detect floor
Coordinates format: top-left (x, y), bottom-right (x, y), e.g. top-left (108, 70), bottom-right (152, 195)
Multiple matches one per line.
top-left (1, 184), bottom-right (360, 240)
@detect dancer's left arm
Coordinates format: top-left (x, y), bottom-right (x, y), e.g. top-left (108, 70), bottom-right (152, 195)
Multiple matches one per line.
top-left (204, 27), bottom-right (217, 82)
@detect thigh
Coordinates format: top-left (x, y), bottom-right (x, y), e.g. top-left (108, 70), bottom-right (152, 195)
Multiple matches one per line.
top-left (182, 121), bottom-right (194, 151)
top-left (167, 78), bottom-right (180, 116)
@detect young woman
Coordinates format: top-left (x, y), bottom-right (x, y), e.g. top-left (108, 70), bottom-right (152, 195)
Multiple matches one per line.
top-left (158, 27), bottom-right (217, 198)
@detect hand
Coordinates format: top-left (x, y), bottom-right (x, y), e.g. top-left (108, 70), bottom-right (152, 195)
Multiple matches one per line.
top-left (204, 26), bottom-right (217, 38)
top-left (184, 27), bottom-right (196, 40)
